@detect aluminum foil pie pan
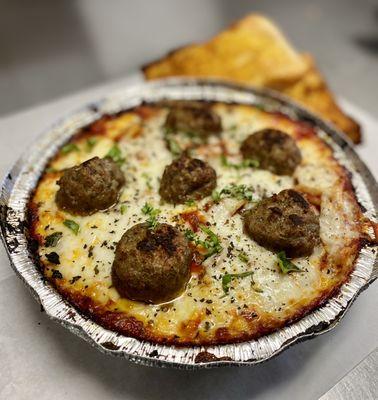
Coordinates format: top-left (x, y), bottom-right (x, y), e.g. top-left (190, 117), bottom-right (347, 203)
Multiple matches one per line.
top-left (1, 79), bottom-right (377, 369)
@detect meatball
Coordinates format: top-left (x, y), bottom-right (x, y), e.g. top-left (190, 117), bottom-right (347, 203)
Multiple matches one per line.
top-left (159, 155), bottom-right (217, 204)
top-left (240, 129), bottom-right (301, 175)
top-left (243, 189), bottom-right (319, 257)
top-left (112, 223), bottom-right (192, 303)
top-left (56, 156), bottom-right (125, 215)
top-left (164, 102), bottom-right (222, 138)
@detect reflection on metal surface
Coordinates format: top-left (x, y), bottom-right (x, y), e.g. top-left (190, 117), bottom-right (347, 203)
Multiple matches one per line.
top-left (0, 79), bottom-right (377, 369)
top-left (319, 348), bottom-right (378, 400)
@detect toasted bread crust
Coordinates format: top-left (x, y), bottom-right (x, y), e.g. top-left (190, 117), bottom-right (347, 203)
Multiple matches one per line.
top-left (277, 55), bottom-right (361, 143)
top-left (142, 14), bottom-right (361, 143)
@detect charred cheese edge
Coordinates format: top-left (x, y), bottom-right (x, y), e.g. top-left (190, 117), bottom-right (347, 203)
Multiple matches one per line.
top-left (29, 103), bottom-right (371, 345)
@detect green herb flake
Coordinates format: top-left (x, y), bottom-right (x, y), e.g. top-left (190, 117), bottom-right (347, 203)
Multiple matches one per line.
top-left (141, 203), bottom-right (153, 214)
top-left (63, 219), bottom-right (80, 235)
top-left (167, 137), bottom-right (182, 156)
top-left (142, 173), bottom-right (153, 189)
top-left (46, 167), bottom-right (58, 173)
top-left (86, 137), bottom-right (98, 152)
top-left (221, 155), bottom-right (259, 170)
top-left (184, 229), bottom-right (197, 242)
top-left (185, 225), bottom-right (223, 259)
top-left (252, 285), bottom-right (264, 293)
top-left (238, 251), bottom-right (249, 263)
top-left (277, 251), bottom-right (302, 274)
top-left (163, 127), bottom-right (182, 156)
top-left (105, 144), bottom-right (125, 165)
top-left (120, 204), bottom-right (128, 215)
top-left (211, 190), bottom-right (221, 202)
top-left (222, 271), bottom-right (254, 295)
top-left (141, 202), bottom-right (161, 229)
top-left (164, 126), bottom-right (174, 135)
top-left (61, 143), bottom-right (79, 154)
top-left (44, 232), bottom-right (63, 247)
top-left (242, 159), bottom-right (260, 168)
top-left (214, 183), bottom-right (254, 203)
top-left (185, 199), bottom-right (196, 207)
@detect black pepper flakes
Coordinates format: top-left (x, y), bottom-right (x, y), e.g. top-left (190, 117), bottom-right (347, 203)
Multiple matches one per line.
top-left (46, 252), bottom-right (60, 264)
top-left (69, 276), bottom-right (81, 284)
top-left (88, 246), bottom-right (94, 258)
top-left (51, 269), bottom-right (63, 279)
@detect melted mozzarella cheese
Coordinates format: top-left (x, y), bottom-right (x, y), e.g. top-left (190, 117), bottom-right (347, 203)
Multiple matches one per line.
top-left (32, 103), bottom-right (364, 342)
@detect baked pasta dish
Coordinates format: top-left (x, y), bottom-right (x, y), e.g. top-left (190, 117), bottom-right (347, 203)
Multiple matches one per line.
top-left (28, 100), bottom-right (374, 345)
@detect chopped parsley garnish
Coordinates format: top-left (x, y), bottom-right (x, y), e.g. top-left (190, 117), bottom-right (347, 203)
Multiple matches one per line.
top-left (86, 137), bottom-right (98, 152)
top-left (163, 127), bottom-right (182, 156)
top-left (61, 143), bottom-right (79, 154)
top-left (184, 229), bottom-right (197, 242)
top-left (252, 285), bottom-right (264, 293)
top-left (185, 199), bottom-right (196, 207)
top-left (44, 232), bottom-right (63, 247)
top-left (221, 271), bottom-right (254, 295)
top-left (142, 173), bottom-right (153, 189)
top-left (185, 224), bottom-right (222, 259)
top-left (105, 144), bottom-right (125, 165)
top-left (167, 137), bottom-right (182, 156)
top-left (120, 204), bottom-right (128, 215)
top-left (46, 252), bottom-right (60, 265)
top-left (141, 202), bottom-right (161, 229)
top-left (211, 190), bottom-right (222, 202)
top-left (221, 155), bottom-right (259, 169)
top-left (238, 251), bottom-right (249, 263)
top-left (212, 183), bottom-right (254, 203)
top-left (63, 219), bottom-right (80, 235)
top-left (277, 251), bottom-right (301, 274)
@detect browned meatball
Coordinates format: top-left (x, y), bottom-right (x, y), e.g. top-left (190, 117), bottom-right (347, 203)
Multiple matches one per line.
top-left (164, 102), bottom-right (222, 137)
top-left (243, 189), bottom-right (319, 257)
top-left (112, 223), bottom-right (191, 304)
top-left (56, 156), bottom-right (125, 215)
top-left (240, 129), bottom-right (301, 175)
top-left (159, 155), bottom-right (217, 204)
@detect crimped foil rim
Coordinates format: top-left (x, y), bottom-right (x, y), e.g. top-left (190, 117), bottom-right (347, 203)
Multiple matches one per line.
top-left (0, 78), bottom-right (377, 369)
